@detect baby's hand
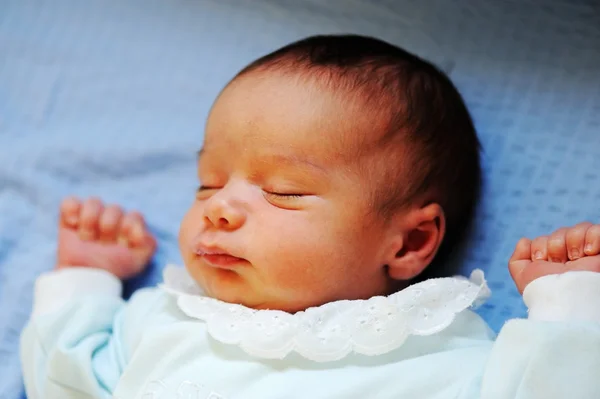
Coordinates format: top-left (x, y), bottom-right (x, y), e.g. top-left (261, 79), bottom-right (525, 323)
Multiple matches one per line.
top-left (509, 223), bottom-right (600, 293)
top-left (57, 197), bottom-right (157, 279)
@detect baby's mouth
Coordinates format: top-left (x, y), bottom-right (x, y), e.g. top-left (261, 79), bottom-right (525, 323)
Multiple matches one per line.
top-left (194, 245), bottom-right (247, 269)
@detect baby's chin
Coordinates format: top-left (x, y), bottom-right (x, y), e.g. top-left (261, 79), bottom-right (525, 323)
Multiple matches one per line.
top-left (185, 268), bottom-right (324, 312)
top-left (184, 265), bottom-right (261, 307)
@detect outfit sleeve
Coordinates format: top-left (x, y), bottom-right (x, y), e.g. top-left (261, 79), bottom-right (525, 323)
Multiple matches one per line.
top-left (20, 268), bottom-right (160, 399)
top-left (478, 271), bottom-right (600, 399)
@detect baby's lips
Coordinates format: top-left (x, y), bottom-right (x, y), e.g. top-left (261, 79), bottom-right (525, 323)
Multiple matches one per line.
top-left (190, 235), bottom-right (231, 257)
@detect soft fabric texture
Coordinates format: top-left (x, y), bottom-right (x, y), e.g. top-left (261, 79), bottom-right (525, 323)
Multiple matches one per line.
top-left (2, 1), bottom-right (600, 397)
top-left (20, 268), bottom-right (600, 398)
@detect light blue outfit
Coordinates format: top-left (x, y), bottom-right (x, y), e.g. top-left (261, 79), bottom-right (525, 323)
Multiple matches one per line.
top-left (21, 266), bottom-right (600, 399)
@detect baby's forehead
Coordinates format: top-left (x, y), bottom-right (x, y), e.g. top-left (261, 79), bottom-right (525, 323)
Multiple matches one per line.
top-left (205, 72), bottom-right (390, 165)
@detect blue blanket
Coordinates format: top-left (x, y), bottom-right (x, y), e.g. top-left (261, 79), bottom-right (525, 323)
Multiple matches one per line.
top-left (1, 0), bottom-right (599, 397)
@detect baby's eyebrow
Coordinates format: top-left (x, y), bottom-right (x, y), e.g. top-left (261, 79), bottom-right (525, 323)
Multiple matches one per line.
top-left (258, 154), bottom-right (328, 174)
top-left (197, 147), bottom-right (327, 175)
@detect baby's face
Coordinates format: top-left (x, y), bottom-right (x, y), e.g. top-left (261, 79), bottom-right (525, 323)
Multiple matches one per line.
top-left (179, 72), bottom-right (394, 312)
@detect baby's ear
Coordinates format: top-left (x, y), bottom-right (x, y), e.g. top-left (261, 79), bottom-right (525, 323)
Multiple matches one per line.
top-left (384, 203), bottom-right (445, 281)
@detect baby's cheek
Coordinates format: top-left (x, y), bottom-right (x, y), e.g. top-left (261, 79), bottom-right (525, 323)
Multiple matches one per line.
top-left (178, 205), bottom-right (203, 253)
top-left (263, 223), bottom-right (344, 277)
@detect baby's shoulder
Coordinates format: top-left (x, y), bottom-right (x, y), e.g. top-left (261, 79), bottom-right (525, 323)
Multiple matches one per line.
top-left (119, 287), bottom-right (188, 333)
top-left (116, 287), bottom-right (191, 354)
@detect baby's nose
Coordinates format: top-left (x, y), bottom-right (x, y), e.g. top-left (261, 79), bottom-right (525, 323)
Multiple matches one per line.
top-left (203, 196), bottom-right (246, 231)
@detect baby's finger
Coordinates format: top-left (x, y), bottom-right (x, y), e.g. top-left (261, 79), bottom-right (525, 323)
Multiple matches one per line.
top-left (509, 237), bottom-right (532, 262)
top-left (99, 205), bottom-right (123, 242)
top-left (584, 225), bottom-right (600, 256)
top-left (133, 233), bottom-right (158, 263)
top-left (530, 236), bottom-right (548, 261)
top-left (565, 222), bottom-right (592, 260)
top-left (547, 227), bottom-right (568, 263)
top-left (120, 211), bottom-right (146, 247)
top-left (509, 238), bottom-right (532, 284)
top-left (79, 198), bottom-right (104, 241)
top-left (60, 197), bottom-right (81, 228)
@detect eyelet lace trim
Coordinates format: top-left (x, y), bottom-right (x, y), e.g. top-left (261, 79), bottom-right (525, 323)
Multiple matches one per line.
top-left (160, 265), bottom-right (490, 362)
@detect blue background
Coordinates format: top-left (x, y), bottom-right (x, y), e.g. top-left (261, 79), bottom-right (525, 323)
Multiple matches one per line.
top-left (1, 0), bottom-right (599, 397)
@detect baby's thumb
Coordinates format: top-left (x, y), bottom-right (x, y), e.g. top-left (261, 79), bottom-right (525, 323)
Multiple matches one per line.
top-left (508, 259), bottom-right (530, 293)
top-left (508, 238), bottom-right (532, 293)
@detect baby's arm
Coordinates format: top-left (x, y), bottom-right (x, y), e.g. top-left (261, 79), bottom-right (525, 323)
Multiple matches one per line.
top-left (21, 198), bottom-right (157, 398)
top-left (479, 223), bottom-right (600, 398)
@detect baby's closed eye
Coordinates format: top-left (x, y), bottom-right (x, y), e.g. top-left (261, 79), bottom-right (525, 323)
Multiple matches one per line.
top-left (195, 185), bottom-right (222, 200)
top-left (263, 190), bottom-right (305, 199)
top-left (262, 189), bottom-right (314, 210)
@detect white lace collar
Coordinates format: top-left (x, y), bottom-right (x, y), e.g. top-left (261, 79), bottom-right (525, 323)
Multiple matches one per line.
top-left (159, 264), bottom-right (490, 363)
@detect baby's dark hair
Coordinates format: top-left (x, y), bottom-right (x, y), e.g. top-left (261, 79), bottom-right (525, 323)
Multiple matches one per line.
top-left (236, 35), bottom-right (481, 279)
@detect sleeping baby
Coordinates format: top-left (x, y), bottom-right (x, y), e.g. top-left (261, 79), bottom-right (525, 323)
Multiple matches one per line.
top-left (21, 35), bottom-right (600, 398)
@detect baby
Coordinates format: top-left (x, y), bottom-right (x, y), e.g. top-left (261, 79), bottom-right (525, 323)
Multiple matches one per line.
top-left (21, 35), bottom-right (600, 399)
